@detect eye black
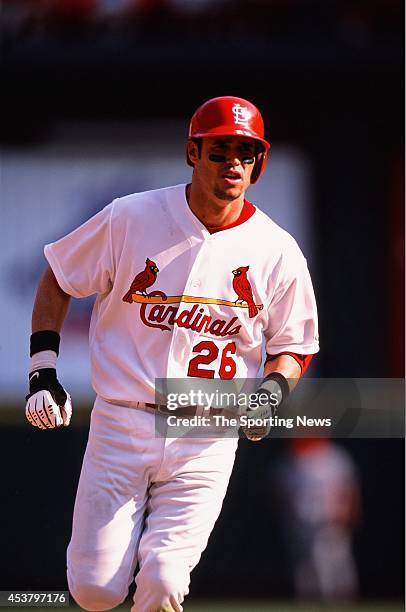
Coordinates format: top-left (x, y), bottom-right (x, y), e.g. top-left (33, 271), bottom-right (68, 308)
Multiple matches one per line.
top-left (209, 154), bottom-right (226, 162)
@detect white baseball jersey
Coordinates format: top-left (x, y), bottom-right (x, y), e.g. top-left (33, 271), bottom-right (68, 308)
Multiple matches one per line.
top-left (44, 183), bottom-right (319, 403)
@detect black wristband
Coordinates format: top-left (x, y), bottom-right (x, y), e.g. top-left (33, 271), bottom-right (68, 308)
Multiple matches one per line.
top-left (261, 372), bottom-right (290, 405)
top-left (30, 330), bottom-right (60, 357)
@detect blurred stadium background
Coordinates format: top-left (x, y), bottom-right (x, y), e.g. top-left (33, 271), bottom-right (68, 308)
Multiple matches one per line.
top-left (1, 0), bottom-right (404, 610)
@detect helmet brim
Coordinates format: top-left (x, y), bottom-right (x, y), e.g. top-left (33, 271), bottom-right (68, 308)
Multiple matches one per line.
top-left (190, 128), bottom-right (270, 152)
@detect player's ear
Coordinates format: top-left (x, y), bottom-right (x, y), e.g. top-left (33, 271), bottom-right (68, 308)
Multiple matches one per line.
top-left (187, 138), bottom-right (201, 165)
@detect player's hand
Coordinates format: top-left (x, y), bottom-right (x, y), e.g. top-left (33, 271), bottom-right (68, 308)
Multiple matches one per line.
top-left (240, 375), bottom-right (285, 442)
top-left (240, 403), bottom-right (274, 441)
top-left (25, 368), bottom-right (72, 429)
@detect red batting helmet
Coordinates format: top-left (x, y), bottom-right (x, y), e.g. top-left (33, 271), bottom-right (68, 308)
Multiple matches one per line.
top-left (187, 96), bottom-right (270, 183)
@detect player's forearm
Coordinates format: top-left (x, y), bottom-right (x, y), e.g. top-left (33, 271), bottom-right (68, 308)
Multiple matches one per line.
top-left (32, 266), bottom-right (71, 333)
top-left (264, 354), bottom-right (301, 391)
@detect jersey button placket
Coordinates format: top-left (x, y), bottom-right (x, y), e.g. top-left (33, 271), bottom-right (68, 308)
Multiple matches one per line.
top-left (166, 241), bottom-right (206, 377)
top-left (182, 242), bottom-right (212, 373)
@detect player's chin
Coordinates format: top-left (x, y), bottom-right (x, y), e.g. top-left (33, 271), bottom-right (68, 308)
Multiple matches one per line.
top-left (214, 182), bottom-right (245, 202)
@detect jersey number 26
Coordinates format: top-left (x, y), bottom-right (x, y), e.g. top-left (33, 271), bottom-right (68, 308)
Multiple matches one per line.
top-left (187, 340), bottom-right (236, 380)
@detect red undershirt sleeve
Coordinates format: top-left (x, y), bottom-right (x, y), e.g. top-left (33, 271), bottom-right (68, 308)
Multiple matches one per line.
top-left (265, 352), bottom-right (314, 376)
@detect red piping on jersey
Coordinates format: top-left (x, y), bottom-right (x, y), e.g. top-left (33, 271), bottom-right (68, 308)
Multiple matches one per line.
top-left (206, 200), bottom-right (256, 234)
top-left (265, 352), bottom-right (314, 376)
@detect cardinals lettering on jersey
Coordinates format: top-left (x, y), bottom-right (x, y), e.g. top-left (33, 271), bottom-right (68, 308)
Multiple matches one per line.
top-left (232, 266), bottom-right (258, 318)
top-left (122, 258), bottom-right (159, 302)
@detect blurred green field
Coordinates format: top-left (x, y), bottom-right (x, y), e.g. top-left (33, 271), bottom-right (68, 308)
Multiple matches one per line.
top-left (13, 602), bottom-right (404, 612)
top-left (185, 604), bottom-right (403, 612)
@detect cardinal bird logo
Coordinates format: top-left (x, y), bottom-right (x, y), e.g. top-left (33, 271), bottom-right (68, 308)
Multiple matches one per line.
top-left (232, 266), bottom-right (258, 318)
top-left (122, 258), bottom-right (159, 302)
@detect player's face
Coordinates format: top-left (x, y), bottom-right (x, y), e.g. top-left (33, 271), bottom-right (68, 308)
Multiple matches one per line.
top-left (191, 136), bottom-right (256, 204)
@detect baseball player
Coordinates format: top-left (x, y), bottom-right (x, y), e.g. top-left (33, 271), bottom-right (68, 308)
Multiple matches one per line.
top-left (25, 96), bottom-right (319, 611)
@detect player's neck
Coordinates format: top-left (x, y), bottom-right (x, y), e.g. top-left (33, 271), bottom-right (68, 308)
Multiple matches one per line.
top-left (186, 183), bottom-right (245, 229)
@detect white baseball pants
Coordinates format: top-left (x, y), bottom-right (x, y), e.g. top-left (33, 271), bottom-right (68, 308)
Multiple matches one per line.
top-left (67, 397), bottom-right (238, 612)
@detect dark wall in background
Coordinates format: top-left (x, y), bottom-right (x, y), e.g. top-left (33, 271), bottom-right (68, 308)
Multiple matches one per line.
top-left (1, 422), bottom-right (404, 599)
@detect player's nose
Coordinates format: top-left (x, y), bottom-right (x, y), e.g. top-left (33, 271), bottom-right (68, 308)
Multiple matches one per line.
top-left (224, 152), bottom-right (243, 166)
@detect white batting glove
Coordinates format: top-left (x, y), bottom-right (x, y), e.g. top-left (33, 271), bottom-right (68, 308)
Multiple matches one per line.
top-left (25, 368), bottom-right (72, 429)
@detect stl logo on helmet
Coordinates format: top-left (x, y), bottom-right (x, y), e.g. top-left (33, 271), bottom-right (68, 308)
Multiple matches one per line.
top-left (231, 103), bottom-right (251, 127)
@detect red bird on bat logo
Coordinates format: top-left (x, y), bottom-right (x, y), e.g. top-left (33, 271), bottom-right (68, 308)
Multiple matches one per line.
top-left (232, 265), bottom-right (258, 318)
top-left (122, 258), bottom-right (159, 302)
